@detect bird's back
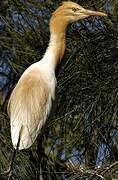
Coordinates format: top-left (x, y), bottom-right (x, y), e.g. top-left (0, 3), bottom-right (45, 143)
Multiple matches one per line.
top-left (8, 63), bottom-right (55, 150)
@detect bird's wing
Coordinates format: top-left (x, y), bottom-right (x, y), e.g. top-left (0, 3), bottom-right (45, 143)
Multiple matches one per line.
top-left (8, 71), bottom-right (52, 150)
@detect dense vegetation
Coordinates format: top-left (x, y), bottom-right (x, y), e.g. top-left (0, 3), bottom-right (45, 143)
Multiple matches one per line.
top-left (0, 0), bottom-right (118, 179)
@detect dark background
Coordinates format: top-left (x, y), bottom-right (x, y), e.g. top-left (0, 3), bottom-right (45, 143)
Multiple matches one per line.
top-left (0, 0), bottom-right (118, 179)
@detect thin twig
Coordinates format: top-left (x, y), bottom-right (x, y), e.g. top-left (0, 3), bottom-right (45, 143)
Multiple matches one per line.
top-left (101, 161), bottom-right (118, 175)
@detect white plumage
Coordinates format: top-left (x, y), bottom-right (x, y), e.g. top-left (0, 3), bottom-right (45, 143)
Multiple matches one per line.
top-left (8, 61), bottom-right (56, 150)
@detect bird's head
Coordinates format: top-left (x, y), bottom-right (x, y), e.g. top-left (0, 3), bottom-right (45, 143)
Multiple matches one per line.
top-left (50, 1), bottom-right (107, 33)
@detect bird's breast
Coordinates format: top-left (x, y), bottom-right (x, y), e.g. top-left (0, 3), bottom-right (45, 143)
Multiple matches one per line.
top-left (21, 61), bottom-right (56, 99)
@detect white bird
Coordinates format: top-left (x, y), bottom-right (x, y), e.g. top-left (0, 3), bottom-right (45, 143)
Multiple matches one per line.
top-left (7, 1), bottom-right (107, 150)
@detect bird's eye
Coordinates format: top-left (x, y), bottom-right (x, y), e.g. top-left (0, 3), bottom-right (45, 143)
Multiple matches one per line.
top-left (72, 7), bottom-right (79, 12)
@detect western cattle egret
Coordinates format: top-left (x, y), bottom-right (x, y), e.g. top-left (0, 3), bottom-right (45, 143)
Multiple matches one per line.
top-left (8, 1), bottom-right (107, 150)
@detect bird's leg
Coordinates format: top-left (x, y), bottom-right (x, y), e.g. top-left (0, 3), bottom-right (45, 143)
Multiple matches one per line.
top-left (36, 131), bottom-right (45, 179)
top-left (7, 126), bottom-right (23, 180)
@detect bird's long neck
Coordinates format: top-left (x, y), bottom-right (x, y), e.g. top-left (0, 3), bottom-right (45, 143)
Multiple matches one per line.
top-left (43, 32), bottom-right (66, 69)
top-left (42, 15), bottom-right (68, 70)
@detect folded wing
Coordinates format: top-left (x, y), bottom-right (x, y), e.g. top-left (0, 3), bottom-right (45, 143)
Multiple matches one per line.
top-left (8, 71), bottom-right (52, 150)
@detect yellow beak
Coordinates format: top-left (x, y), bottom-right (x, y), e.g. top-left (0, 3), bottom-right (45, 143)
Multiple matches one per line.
top-left (81, 9), bottom-right (107, 17)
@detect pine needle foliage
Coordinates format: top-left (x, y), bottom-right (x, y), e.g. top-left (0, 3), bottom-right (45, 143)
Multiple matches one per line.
top-left (0, 0), bottom-right (118, 179)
